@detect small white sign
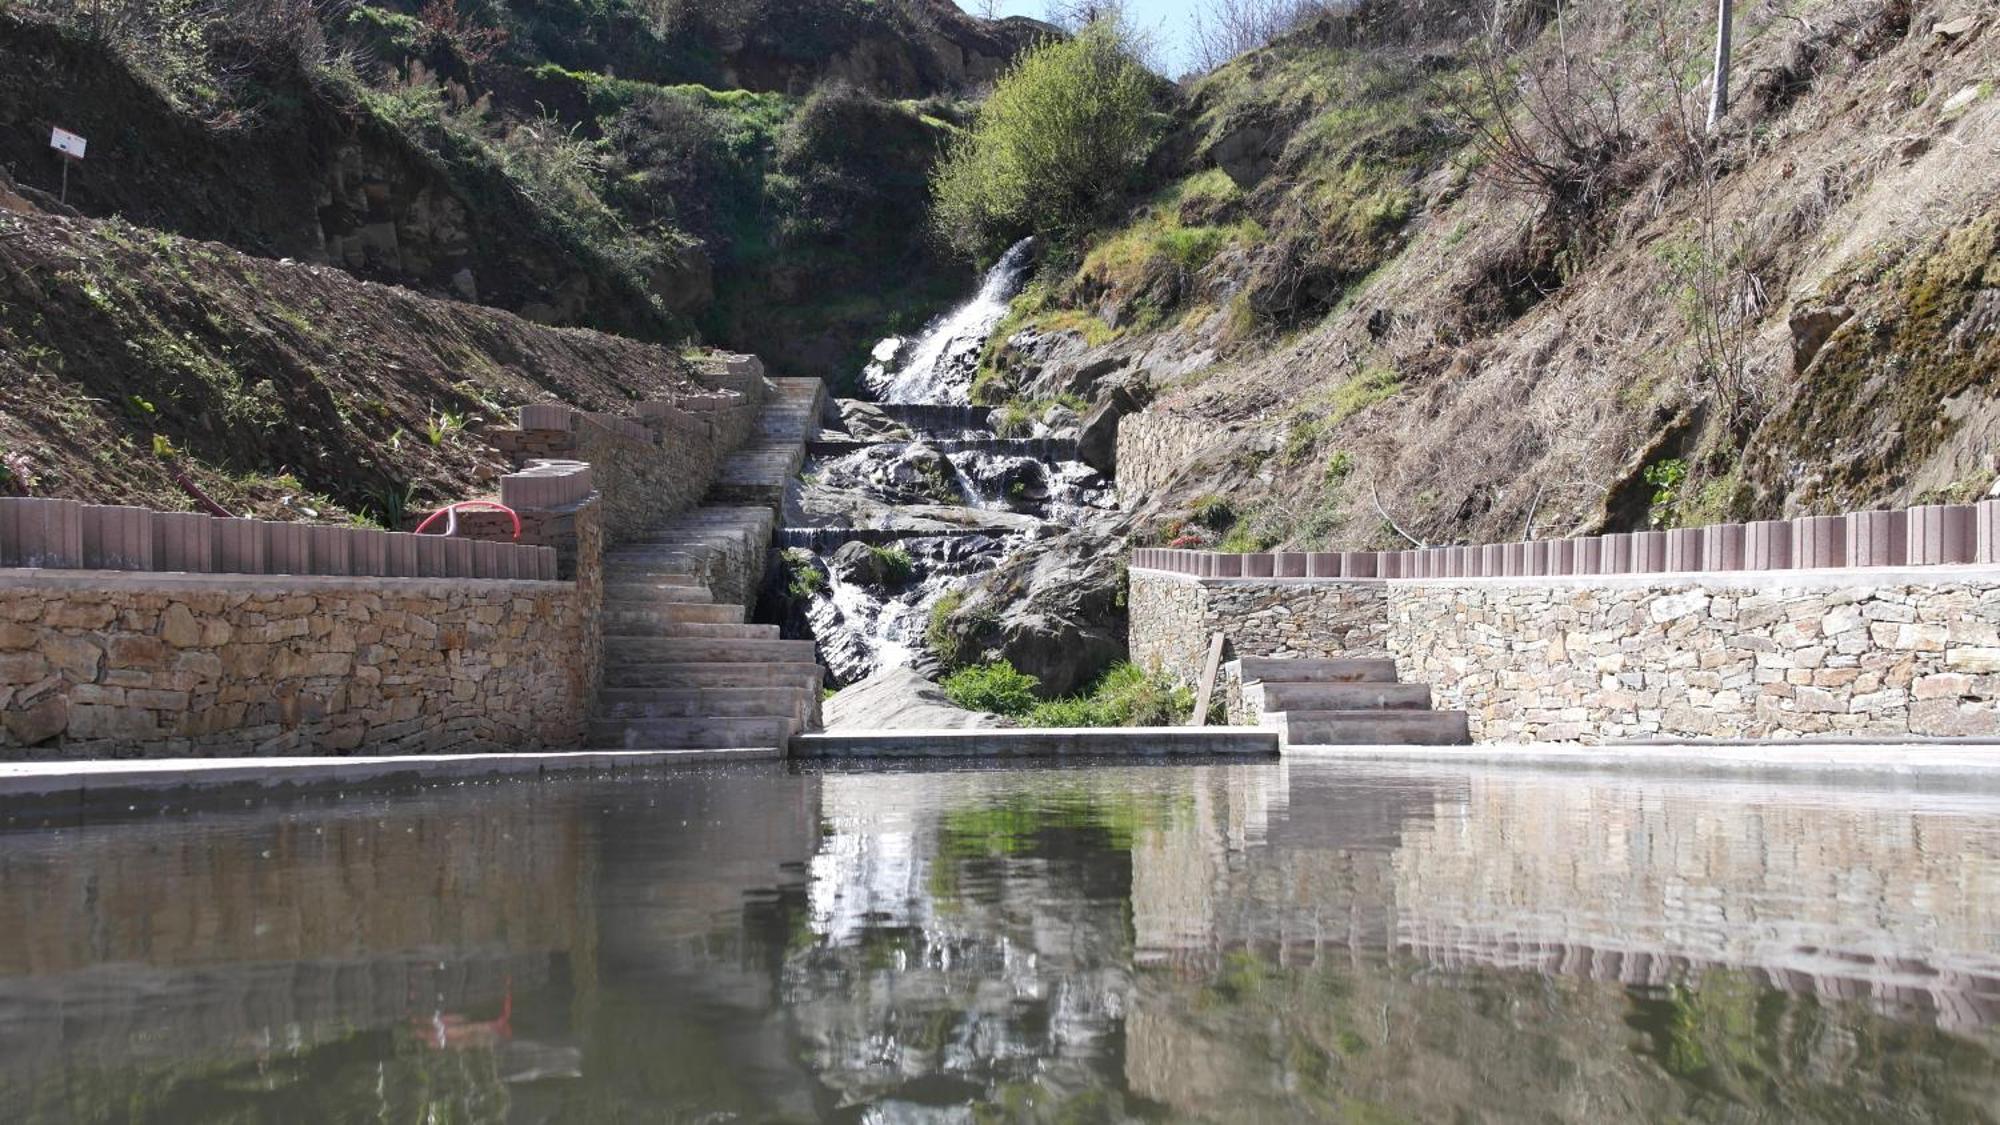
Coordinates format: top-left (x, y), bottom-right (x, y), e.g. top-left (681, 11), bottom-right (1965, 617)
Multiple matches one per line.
top-left (49, 127), bottom-right (86, 160)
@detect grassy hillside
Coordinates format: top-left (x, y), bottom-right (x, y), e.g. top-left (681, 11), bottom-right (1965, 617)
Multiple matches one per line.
top-left (0, 203), bottom-right (701, 524)
top-left (973, 0), bottom-right (2000, 549)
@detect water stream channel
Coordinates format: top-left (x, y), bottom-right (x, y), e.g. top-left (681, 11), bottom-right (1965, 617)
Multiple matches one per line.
top-left (782, 239), bottom-right (1119, 686)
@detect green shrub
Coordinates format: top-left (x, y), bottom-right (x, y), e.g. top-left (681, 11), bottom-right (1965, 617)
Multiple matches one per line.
top-left (783, 548), bottom-right (825, 599)
top-left (943, 662), bottom-right (1042, 716)
top-left (866, 545), bottom-right (915, 585)
top-left (930, 20), bottom-right (1163, 261)
top-left (1021, 663), bottom-right (1193, 728)
top-left (1189, 494), bottom-right (1236, 531)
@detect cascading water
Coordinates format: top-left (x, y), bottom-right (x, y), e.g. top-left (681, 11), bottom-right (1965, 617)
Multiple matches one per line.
top-left (865, 238), bottom-right (1037, 405)
top-left (783, 238), bottom-right (1118, 688)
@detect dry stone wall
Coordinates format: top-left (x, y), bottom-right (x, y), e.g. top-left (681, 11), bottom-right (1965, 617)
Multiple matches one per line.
top-left (0, 571), bottom-right (589, 757)
top-left (1129, 568), bottom-right (2000, 743)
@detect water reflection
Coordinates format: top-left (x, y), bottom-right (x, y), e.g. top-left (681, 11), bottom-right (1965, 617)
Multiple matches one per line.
top-left (0, 760), bottom-right (1997, 1122)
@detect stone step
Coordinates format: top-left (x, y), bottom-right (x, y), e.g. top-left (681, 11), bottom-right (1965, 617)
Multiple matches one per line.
top-left (1236, 658), bottom-right (1399, 684)
top-left (602, 637), bottom-right (819, 665)
top-left (1277, 710), bottom-right (1472, 747)
top-left (598, 568), bottom-right (702, 585)
top-left (587, 716), bottom-right (800, 751)
top-left (1251, 682), bottom-right (1434, 713)
top-left (595, 686), bottom-right (815, 720)
top-left (603, 582), bottom-right (715, 605)
top-left (600, 603), bottom-right (745, 629)
top-left (605, 622), bottom-right (780, 641)
top-left (601, 662), bottom-right (824, 690)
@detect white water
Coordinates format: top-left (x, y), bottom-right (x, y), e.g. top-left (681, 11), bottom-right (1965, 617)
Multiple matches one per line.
top-left (869, 238), bottom-right (1036, 405)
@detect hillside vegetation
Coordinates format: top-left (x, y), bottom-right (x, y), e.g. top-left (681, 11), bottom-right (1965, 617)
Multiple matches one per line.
top-left (0, 0), bottom-right (1049, 377)
top-left (965, 0), bottom-right (2000, 550)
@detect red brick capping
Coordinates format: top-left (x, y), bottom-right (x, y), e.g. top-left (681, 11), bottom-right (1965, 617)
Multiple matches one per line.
top-left (1135, 500), bottom-right (2000, 580)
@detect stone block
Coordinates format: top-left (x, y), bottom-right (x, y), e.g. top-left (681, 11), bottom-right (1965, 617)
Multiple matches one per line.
top-left (1342, 552), bottom-right (1377, 578)
top-left (415, 534), bottom-right (450, 578)
top-left (1664, 528), bottom-right (1704, 572)
top-left (1746, 520), bottom-right (1793, 570)
top-left (519, 403), bottom-right (574, 431)
top-left (1702, 524), bottom-right (1747, 571)
top-left (1600, 534), bottom-right (1633, 574)
top-left (81, 505), bottom-right (156, 570)
top-left (265, 522), bottom-right (310, 575)
top-left (1244, 553), bottom-right (1275, 578)
top-left (1907, 504), bottom-right (1976, 565)
top-left (213, 518), bottom-right (266, 574)
top-left (1845, 510), bottom-right (1907, 567)
top-left (348, 529), bottom-right (388, 577)
top-left (1307, 552), bottom-right (1341, 578)
top-left (1575, 537), bottom-right (1603, 574)
top-left (1276, 552), bottom-right (1308, 578)
top-left (1792, 515), bottom-right (1848, 569)
top-left (309, 525), bottom-right (353, 577)
top-left (0, 497), bottom-right (85, 568)
top-left (142, 512), bottom-right (208, 574)
top-left (1632, 531), bottom-right (1667, 573)
top-left (1981, 501), bottom-right (2000, 565)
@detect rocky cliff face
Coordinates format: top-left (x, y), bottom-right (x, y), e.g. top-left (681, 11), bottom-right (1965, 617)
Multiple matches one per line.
top-left (970, 0), bottom-right (2000, 553)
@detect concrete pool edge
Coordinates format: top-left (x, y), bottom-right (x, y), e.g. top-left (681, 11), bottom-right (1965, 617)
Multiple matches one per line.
top-left (789, 727), bottom-right (1284, 758)
top-left (1286, 742), bottom-right (2000, 779)
top-left (0, 747), bottom-right (785, 805)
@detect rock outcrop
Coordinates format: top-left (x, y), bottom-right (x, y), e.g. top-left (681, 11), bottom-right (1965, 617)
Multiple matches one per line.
top-left (824, 666), bottom-right (1010, 730)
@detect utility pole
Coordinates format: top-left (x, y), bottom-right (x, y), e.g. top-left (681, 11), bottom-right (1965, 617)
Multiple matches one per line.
top-left (1707, 0), bottom-right (1733, 132)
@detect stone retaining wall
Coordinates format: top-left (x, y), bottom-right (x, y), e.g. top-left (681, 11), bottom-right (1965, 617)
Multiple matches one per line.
top-left (1128, 568), bottom-right (2000, 743)
top-left (0, 570), bottom-right (590, 757)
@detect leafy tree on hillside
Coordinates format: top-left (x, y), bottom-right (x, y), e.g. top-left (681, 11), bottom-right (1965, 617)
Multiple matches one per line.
top-left (930, 19), bottom-right (1163, 262)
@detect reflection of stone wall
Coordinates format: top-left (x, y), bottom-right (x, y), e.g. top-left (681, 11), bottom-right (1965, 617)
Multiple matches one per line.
top-left (1129, 568), bottom-right (2000, 742)
top-left (1390, 774), bottom-right (2000, 1028)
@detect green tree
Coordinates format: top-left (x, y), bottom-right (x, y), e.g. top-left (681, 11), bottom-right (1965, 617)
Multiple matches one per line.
top-left (930, 20), bottom-right (1163, 261)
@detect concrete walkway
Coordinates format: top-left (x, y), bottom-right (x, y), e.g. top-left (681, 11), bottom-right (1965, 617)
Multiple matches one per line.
top-left (0, 748), bottom-right (782, 803)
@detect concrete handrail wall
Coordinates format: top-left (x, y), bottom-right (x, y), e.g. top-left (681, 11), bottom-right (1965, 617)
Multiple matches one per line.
top-left (1135, 501), bottom-right (2000, 580)
top-left (0, 497), bottom-right (557, 581)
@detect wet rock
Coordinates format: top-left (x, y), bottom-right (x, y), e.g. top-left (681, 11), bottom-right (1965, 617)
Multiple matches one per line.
top-left (944, 526), bottom-right (1128, 697)
top-left (829, 540), bottom-right (913, 589)
top-left (828, 399), bottom-right (914, 441)
top-left (824, 666), bottom-right (1012, 730)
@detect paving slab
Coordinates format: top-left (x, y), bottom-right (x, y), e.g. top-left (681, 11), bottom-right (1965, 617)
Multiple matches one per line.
top-left (791, 727), bottom-right (1280, 758)
top-left (0, 749), bottom-right (782, 805)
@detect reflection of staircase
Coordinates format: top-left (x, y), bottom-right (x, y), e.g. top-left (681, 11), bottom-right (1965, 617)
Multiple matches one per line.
top-left (585, 379), bottom-right (826, 754)
top-left (1236, 658), bottom-right (1471, 747)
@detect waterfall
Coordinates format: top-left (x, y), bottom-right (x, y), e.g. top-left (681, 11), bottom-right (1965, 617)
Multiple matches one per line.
top-left (867, 238), bottom-right (1036, 405)
top-left (788, 235), bottom-right (1115, 689)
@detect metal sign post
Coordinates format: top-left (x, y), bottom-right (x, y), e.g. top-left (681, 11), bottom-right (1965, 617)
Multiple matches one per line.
top-left (49, 127), bottom-right (87, 205)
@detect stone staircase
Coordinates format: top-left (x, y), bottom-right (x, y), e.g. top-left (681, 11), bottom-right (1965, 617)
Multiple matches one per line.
top-left (1235, 658), bottom-right (1471, 747)
top-left (585, 378), bottom-right (827, 754)
top-left (706, 378), bottom-right (825, 507)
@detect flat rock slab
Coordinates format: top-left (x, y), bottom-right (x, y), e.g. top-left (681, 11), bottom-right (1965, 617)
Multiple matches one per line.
top-left (791, 727), bottom-right (1280, 758)
top-left (0, 749), bottom-right (781, 805)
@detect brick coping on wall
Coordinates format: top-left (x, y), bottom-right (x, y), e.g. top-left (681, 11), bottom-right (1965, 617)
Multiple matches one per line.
top-left (1132, 563), bottom-right (2000, 590)
top-left (0, 568), bottom-right (569, 593)
top-left (1135, 499), bottom-right (2000, 581)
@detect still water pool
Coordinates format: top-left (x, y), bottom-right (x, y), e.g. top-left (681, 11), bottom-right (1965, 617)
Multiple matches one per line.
top-left (2, 759), bottom-right (1998, 1123)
